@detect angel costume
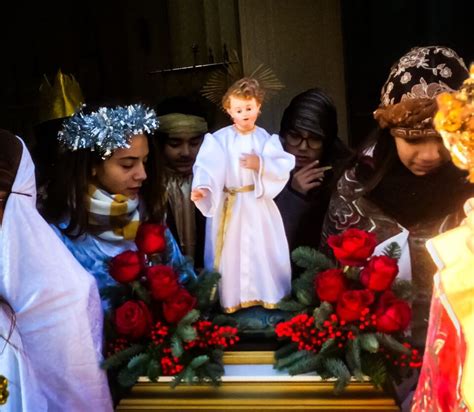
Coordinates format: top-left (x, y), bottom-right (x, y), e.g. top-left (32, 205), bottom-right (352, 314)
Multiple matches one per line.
top-left (0, 135), bottom-right (113, 411)
top-left (192, 125), bottom-right (295, 313)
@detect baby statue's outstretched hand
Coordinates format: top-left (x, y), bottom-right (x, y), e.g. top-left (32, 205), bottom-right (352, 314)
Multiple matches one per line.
top-left (240, 153), bottom-right (260, 171)
top-left (191, 188), bottom-right (209, 202)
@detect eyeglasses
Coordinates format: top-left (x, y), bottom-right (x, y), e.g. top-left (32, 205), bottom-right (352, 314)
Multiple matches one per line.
top-left (284, 133), bottom-right (323, 150)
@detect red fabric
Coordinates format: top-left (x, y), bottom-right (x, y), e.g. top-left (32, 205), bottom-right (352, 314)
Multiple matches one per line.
top-left (411, 290), bottom-right (468, 411)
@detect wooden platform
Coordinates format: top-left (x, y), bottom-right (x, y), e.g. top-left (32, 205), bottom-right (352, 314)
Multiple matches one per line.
top-left (116, 352), bottom-right (400, 411)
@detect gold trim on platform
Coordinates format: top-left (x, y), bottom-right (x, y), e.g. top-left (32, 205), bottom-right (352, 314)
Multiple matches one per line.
top-left (116, 381), bottom-right (399, 411)
top-left (223, 351), bottom-right (274, 364)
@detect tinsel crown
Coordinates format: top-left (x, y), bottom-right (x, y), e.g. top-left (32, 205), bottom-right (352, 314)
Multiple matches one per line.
top-left (58, 104), bottom-right (159, 158)
top-left (38, 69), bottom-right (84, 124)
top-left (434, 63), bottom-right (474, 182)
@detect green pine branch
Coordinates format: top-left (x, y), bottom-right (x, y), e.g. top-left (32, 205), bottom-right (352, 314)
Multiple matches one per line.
top-left (189, 355), bottom-right (210, 369)
top-left (391, 279), bottom-right (413, 301)
top-left (131, 281), bottom-right (151, 304)
top-left (292, 269), bottom-right (317, 306)
top-left (147, 359), bottom-right (161, 382)
top-left (274, 342), bottom-right (299, 360)
top-left (179, 309), bottom-right (200, 325)
top-left (277, 297), bottom-right (306, 312)
top-left (274, 350), bottom-right (312, 371)
top-left (361, 353), bottom-right (388, 388)
top-left (176, 324), bottom-right (197, 342)
top-left (287, 353), bottom-right (323, 375)
top-left (346, 337), bottom-right (364, 381)
top-left (376, 333), bottom-right (411, 354)
top-left (291, 247), bottom-right (334, 271)
top-left (117, 366), bottom-right (142, 388)
top-left (319, 338), bottom-right (336, 356)
top-left (382, 242), bottom-right (401, 260)
top-left (101, 344), bottom-right (145, 370)
top-left (313, 302), bottom-right (333, 329)
top-left (193, 270), bottom-right (221, 309)
top-left (202, 361), bottom-right (224, 385)
top-left (324, 358), bottom-right (351, 394)
top-left (171, 334), bottom-right (184, 358)
top-left (127, 353), bottom-right (151, 377)
top-left (360, 333), bottom-right (379, 353)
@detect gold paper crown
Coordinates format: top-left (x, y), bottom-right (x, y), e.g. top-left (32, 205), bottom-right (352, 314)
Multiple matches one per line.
top-left (38, 69), bottom-right (84, 124)
top-left (434, 64), bottom-right (474, 182)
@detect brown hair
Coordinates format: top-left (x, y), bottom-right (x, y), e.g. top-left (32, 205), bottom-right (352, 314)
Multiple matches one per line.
top-left (0, 129), bottom-right (22, 193)
top-left (222, 77), bottom-right (265, 110)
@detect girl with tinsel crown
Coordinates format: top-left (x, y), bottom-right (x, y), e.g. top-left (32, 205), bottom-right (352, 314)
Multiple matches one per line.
top-left (43, 103), bottom-right (196, 310)
top-left (191, 77), bottom-right (295, 313)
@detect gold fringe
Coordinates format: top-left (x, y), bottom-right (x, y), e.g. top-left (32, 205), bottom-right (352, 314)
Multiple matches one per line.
top-left (222, 299), bottom-right (280, 314)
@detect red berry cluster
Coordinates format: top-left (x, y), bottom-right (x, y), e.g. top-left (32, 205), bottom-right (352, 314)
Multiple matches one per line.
top-left (150, 321), bottom-right (170, 346)
top-left (106, 337), bottom-right (130, 357)
top-left (275, 313), bottom-right (356, 352)
top-left (184, 321), bottom-right (239, 350)
top-left (160, 347), bottom-right (184, 375)
top-left (379, 342), bottom-right (422, 368)
top-left (356, 308), bottom-right (377, 331)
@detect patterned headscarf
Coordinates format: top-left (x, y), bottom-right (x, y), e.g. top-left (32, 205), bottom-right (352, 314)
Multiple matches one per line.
top-left (374, 46), bottom-right (468, 130)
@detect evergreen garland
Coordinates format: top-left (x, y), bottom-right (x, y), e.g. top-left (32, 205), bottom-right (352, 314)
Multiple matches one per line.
top-left (274, 230), bottom-right (422, 393)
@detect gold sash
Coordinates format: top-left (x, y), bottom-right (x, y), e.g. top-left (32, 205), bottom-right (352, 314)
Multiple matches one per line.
top-left (214, 184), bottom-right (255, 269)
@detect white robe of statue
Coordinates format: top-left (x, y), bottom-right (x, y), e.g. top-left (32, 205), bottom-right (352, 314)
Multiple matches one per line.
top-left (192, 125), bottom-right (295, 313)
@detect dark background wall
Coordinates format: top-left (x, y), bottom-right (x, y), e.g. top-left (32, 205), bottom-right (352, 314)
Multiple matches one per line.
top-left (1, 0), bottom-right (473, 148)
top-left (342, 0), bottom-right (474, 146)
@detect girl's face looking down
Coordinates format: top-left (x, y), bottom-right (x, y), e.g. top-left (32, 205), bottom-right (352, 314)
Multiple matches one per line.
top-left (226, 96), bottom-right (261, 133)
top-left (391, 130), bottom-right (451, 176)
top-left (93, 133), bottom-right (149, 198)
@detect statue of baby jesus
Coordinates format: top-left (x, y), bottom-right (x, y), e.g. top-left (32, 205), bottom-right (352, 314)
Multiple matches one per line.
top-left (191, 77), bottom-right (295, 313)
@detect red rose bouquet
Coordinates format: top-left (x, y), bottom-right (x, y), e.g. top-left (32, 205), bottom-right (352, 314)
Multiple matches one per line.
top-left (102, 223), bottom-right (239, 388)
top-left (274, 228), bottom-right (421, 392)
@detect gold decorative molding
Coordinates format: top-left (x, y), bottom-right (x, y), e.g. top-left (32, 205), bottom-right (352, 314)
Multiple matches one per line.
top-left (116, 380), bottom-right (399, 411)
top-left (116, 351), bottom-right (399, 411)
top-left (222, 351), bottom-right (274, 364)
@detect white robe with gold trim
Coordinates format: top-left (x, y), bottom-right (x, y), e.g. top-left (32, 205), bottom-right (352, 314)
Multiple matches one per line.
top-left (192, 126), bottom-right (295, 312)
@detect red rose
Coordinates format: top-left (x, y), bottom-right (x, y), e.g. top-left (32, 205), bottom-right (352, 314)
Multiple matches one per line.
top-left (162, 288), bottom-right (196, 324)
top-left (109, 250), bottom-right (144, 283)
top-left (336, 289), bottom-right (375, 322)
top-left (146, 265), bottom-right (180, 301)
top-left (314, 269), bottom-right (347, 303)
top-left (375, 291), bottom-right (411, 333)
top-left (327, 228), bottom-right (377, 266)
top-left (360, 255), bottom-right (398, 291)
top-left (135, 223), bottom-right (167, 255)
top-left (115, 300), bottom-right (152, 339)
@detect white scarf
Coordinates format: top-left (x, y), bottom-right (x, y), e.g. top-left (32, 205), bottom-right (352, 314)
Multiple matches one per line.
top-left (86, 184), bottom-right (140, 241)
